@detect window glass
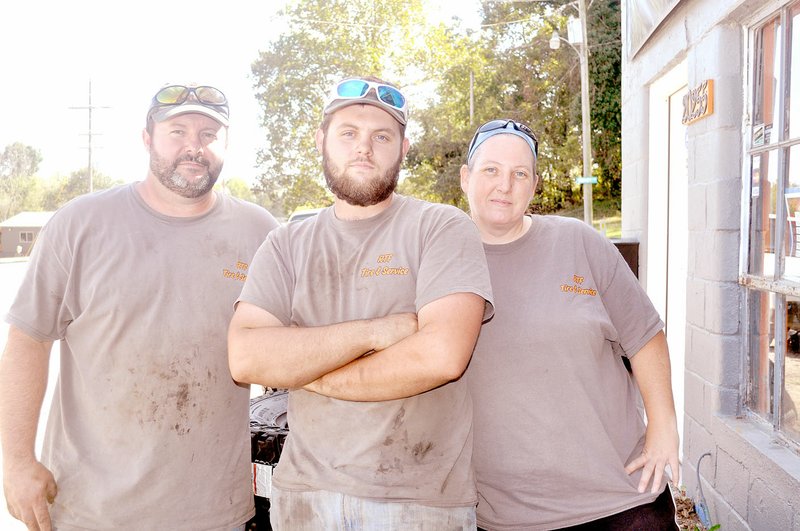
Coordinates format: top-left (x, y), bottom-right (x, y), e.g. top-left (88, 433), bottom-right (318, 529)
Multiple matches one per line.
top-left (785, 295), bottom-right (800, 439)
top-left (789, 4), bottom-right (800, 140)
top-left (748, 289), bottom-right (775, 421)
top-left (753, 16), bottom-right (781, 147)
top-left (749, 151), bottom-right (780, 276)
top-left (785, 146), bottom-right (800, 281)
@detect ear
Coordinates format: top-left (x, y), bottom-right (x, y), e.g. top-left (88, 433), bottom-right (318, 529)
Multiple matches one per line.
top-left (401, 137), bottom-right (410, 158)
top-left (459, 164), bottom-right (470, 194)
top-left (315, 128), bottom-right (324, 154)
top-left (142, 128), bottom-right (152, 149)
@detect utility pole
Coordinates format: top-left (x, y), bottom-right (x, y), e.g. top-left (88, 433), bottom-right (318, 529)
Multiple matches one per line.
top-left (577, 0), bottom-right (594, 226)
top-left (469, 70), bottom-right (475, 125)
top-left (549, 2), bottom-right (595, 226)
top-left (69, 80), bottom-right (110, 193)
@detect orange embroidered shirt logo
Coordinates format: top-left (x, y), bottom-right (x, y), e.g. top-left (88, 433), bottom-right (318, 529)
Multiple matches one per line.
top-left (560, 274), bottom-right (597, 296)
top-left (223, 261), bottom-right (249, 282)
top-left (360, 253), bottom-right (410, 278)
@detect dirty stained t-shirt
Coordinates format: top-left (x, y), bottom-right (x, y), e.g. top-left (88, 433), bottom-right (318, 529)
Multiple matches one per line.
top-left (466, 215), bottom-right (666, 530)
top-left (238, 194), bottom-right (494, 507)
top-left (6, 184), bottom-right (278, 530)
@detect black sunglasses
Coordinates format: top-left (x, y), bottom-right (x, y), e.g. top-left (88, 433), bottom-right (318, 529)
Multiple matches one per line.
top-left (467, 119), bottom-right (539, 160)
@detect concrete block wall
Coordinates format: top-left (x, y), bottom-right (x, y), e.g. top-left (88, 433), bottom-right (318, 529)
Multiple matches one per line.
top-left (622, 0), bottom-right (800, 528)
top-left (682, 415), bottom-right (800, 529)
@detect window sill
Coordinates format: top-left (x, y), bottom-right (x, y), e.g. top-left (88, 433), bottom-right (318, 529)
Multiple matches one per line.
top-left (715, 414), bottom-right (800, 484)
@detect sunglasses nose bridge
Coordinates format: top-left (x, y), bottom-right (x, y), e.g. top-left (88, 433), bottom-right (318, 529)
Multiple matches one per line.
top-left (184, 88), bottom-right (200, 103)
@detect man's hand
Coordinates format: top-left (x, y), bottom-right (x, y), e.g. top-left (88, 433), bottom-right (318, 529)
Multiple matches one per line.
top-left (229, 304), bottom-right (419, 388)
top-left (0, 326), bottom-right (54, 529)
top-left (3, 459), bottom-right (57, 531)
top-left (369, 313), bottom-right (418, 352)
top-left (303, 292), bottom-right (484, 401)
top-left (304, 313), bottom-right (418, 394)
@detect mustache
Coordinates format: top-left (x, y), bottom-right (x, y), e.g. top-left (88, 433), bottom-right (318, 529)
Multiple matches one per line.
top-left (175, 153), bottom-right (210, 167)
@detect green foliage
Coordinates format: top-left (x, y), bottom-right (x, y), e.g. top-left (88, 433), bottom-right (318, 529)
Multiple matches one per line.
top-left (586, 0), bottom-right (622, 200)
top-left (470, 0), bottom-right (620, 210)
top-left (248, 0), bottom-right (621, 215)
top-left (0, 142), bottom-right (44, 220)
top-left (41, 168), bottom-right (122, 210)
top-left (250, 0), bottom-right (427, 217)
top-left (0, 142), bottom-right (130, 218)
top-left (220, 177), bottom-right (256, 202)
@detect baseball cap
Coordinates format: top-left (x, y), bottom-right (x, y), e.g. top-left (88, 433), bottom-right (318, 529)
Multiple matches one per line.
top-left (147, 84), bottom-right (230, 127)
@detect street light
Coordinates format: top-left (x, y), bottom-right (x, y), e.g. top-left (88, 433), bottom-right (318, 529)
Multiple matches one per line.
top-left (549, 0), bottom-right (594, 226)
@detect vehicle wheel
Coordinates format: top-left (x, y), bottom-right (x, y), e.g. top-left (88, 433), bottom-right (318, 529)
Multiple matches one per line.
top-left (247, 389), bottom-right (289, 530)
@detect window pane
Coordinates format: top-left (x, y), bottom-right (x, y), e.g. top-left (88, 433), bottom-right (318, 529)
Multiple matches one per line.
top-left (789, 3), bottom-right (800, 140)
top-left (753, 16), bottom-right (781, 147)
top-left (785, 146), bottom-right (800, 280)
top-left (749, 151), bottom-right (780, 276)
top-left (785, 295), bottom-right (800, 440)
top-left (748, 290), bottom-right (775, 420)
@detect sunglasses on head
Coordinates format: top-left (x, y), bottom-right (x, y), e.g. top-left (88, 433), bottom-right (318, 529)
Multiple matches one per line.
top-left (468, 119), bottom-right (539, 159)
top-left (328, 79), bottom-right (408, 121)
top-left (152, 85), bottom-right (228, 113)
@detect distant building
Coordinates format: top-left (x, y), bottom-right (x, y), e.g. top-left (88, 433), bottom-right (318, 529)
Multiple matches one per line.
top-left (0, 211), bottom-right (54, 258)
top-left (622, 0), bottom-right (800, 528)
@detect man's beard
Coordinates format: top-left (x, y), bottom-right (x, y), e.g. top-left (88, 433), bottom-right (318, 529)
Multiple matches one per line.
top-left (149, 148), bottom-right (222, 199)
top-left (322, 146), bottom-right (402, 207)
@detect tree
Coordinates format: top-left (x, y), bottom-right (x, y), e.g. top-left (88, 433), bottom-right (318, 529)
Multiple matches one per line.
top-left (401, 24), bottom-right (491, 210)
top-left (481, 0), bottom-right (622, 204)
top-left (0, 142), bottom-right (43, 220)
top-left (407, 0), bottom-right (621, 213)
top-left (247, 0), bottom-right (621, 215)
top-left (403, 2), bottom-right (588, 213)
top-left (585, 0), bottom-right (622, 202)
top-left (42, 168), bottom-right (122, 210)
top-left (219, 177), bottom-right (256, 202)
top-left (250, 0), bottom-right (427, 217)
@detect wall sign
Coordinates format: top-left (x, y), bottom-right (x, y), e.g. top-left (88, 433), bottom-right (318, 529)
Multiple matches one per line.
top-left (682, 79), bottom-right (714, 125)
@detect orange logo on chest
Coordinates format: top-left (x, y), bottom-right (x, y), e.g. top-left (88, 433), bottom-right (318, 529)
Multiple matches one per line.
top-left (360, 252), bottom-right (410, 278)
top-left (560, 274), bottom-right (597, 296)
top-left (223, 260), bottom-right (249, 282)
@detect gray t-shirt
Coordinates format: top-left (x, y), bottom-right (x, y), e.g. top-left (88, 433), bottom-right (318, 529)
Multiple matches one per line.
top-left (239, 194), bottom-right (494, 507)
top-left (6, 184), bottom-right (278, 530)
top-left (466, 215), bottom-right (665, 530)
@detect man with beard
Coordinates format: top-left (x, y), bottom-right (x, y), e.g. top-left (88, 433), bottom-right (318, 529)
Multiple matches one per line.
top-left (0, 83), bottom-right (278, 530)
top-left (228, 76), bottom-right (494, 529)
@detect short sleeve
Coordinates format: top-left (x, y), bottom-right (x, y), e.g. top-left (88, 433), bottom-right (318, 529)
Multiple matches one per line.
top-left (593, 235), bottom-right (663, 357)
top-left (415, 207), bottom-right (494, 321)
top-left (5, 219), bottom-right (73, 341)
top-left (237, 230), bottom-right (296, 325)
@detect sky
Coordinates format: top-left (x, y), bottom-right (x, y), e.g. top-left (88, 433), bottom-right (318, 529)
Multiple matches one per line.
top-left (0, 1), bottom-right (481, 186)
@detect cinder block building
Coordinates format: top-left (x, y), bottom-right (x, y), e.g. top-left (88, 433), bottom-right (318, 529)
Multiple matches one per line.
top-left (622, 0), bottom-right (800, 528)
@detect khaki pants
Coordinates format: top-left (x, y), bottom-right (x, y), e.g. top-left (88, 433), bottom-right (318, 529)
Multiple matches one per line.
top-left (270, 486), bottom-right (476, 531)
